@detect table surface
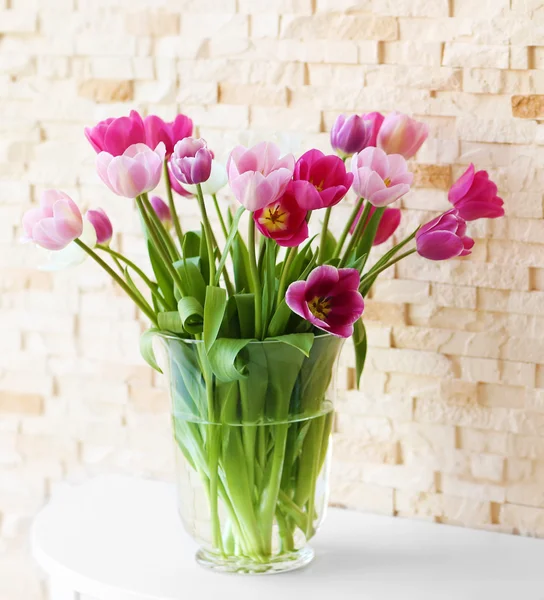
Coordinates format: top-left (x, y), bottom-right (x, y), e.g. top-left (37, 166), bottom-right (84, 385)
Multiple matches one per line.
top-left (32, 475), bottom-right (544, 600)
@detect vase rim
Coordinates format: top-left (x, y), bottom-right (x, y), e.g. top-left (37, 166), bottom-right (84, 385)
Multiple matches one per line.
top-left (153, 330), bottom-right (340, 345)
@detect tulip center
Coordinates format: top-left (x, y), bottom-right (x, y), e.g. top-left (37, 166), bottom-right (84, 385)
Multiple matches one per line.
top-left (311, 178), bottom-right (326, 192)
top-left (308, 296), bottom-right (332, 321)
top-left (259, 204), bottom-right (288, 232)
top-left (384, 177), bottom-right (392, 187)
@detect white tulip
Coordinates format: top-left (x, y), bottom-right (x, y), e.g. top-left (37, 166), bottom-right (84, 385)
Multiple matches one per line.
top-left (184, 160), bottom-right (228, 196)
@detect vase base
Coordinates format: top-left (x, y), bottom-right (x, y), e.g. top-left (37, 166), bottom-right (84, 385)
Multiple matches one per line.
top-left (195, 546), bottom-right (315, 575)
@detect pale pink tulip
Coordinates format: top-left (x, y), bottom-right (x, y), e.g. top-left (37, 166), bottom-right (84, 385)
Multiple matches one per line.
top-left (22, 190), bottom-right (83, 251)
top-left (377, 112), bottom-right (429, 159)
top-left (96, 143), bottom-right (166, 198)
top-left (351, 147), bottom-right (412, 207)
top-left (227, 142), bottom-right (295, 211)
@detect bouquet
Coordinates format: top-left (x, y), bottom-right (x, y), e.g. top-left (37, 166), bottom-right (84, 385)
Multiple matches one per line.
top-left (21, 109), bottom-right (504, 573)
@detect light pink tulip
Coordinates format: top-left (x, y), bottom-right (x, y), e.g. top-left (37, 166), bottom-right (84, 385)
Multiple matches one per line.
top-left (227, 142), bottom-right (295, 211)
top-left (86, 208), bottom-right (113, 245)
top-left (22, 190), bottom-right (83, 251)
top-left (96, 143), bottom-right (166, 198)
top-left (351, 147), bottom-right (412, 207)
top-left (377, 112), bottom-right (429, 159)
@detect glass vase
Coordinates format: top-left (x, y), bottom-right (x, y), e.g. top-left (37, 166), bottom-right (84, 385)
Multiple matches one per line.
top-left (156, 333), bottom-right (344, 575)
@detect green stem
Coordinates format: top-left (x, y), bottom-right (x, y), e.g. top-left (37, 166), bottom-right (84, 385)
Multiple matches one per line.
top-left (74, 239), bottom-right (158, 326)
top-left (212, 194), bottom-right (229, 240)
top-left (248, 217), bottom-right (263, 339)
top-left (135, 196), bottom-right (186, 297)
top-left (195, 184), bottom-right (216, 286)
top-left (333, 197), bottom-right (364, 258)
top-left (276, 247), bottom-right (297, 308)
top-left (264, 238), bottom-right (277, 331)
top-left (317, 207), bottom-right (332, 264)
top-left (359, 248), bottom-right (416, 291)
top-left (141, 193), bottom-right (179, 262)
top-left (340, 201), bottom-right (372, 267)
top-left (163, 160), bottom-right (184, 249)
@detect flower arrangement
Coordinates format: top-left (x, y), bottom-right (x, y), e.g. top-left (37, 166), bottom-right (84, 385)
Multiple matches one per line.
top-left (22, 108), bottom-right (504, 572)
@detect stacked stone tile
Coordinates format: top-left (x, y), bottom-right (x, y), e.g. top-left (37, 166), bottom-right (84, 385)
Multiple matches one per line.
top-left (1, 0), bottom-right (544, 597)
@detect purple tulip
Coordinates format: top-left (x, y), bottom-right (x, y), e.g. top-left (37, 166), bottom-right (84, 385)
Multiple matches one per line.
top-left (330, 114), bottom-right (373, 158)
top-left (292, 149), bottom-right (353, 210)
top-left (285, 265), bottom-right (364, 338)
top-left (448, 163), bottom-right (505, 221)
top-left (351, 147), bottom-right (412, 207)
top-left (416, 209), bottom-right (474, 261)
top-left (149, 196), bottom-right (173, 229)
top-left (143, 113), bottom-right (193, 157)
top-left (86, 208), bottom-right (113, 245)
top-left (170, 138), bottom-right (213, 185)
top-left (84, 110), bottom-right (146, 157)
top-left (22, 190), bottom-right (83, 251)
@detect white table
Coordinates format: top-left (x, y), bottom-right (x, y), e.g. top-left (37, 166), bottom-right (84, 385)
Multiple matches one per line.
top-left (32, 475), bottom-right (544, 600)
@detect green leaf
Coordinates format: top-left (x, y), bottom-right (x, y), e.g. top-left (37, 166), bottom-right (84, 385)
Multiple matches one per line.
top-left (353, 318), bottom-right (367, 390)
top-left (199, 224), bottom-right (210, 283)
top-left (234, 293), bottom-right (255, 338)
top-left (207, 338), bottom-right (253, 382)
top-left (203, 286), bottom-right (227, 352)
top-left (214, 206), bottom-right (245, 286)
top-left (157, 311), bottom-right (185, 334)
top-left (286, 236), bottom-right (317, 285)
top-left (355, 206), bottom-right (385, 267)
top-left (271, 333), bottom-right (315, 357)
top-left (177, 297), bottom-right (204, 334)
top-left (140, 329), bottom-right (162, 373)
top-left (174, 256), bottom-right (206, 305)
top-left (267, 299), bottom-right (292, 337)
top-left (231, 228), bottom-right (251, 293)
top-left (324, 257), bottom-right (342, 267)
top-left (147, 241), bottom-right (176, 309)
top-left (321, 229), bottom-right (337, 263)
top-left (182, 230), bottom-right (201, 258)
top-left (345, 252), bottom-right (368, 273)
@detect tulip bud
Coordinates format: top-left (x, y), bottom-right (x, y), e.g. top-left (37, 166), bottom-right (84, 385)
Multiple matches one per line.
top-left (330, 114), bottom-right (373, 158)
top-left (170, 138), bottom-right (213, 185)
top-left (86, 208), bottom-right (113, 245)
top-left (149, 196), bottom-right (173, 230)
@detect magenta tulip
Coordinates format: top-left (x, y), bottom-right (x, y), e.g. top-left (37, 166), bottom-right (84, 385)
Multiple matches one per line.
top-left (448, 163), bottom-right (504, 221)
top-left (96, 143), bottom-right (166, 198)
top-left (416, 209), bottom-right (474, 261)
top-left (167, 160), bottom-right (193, 197)
top-left (22, 190), bottom-right (83, 251)
top-left (377, 112), bottom-right (429, 159)
top-left (227, 142), bottom-right (295, 211)
top-left (86, 208), bottom-right (113, 245)
top-left (149, 196), bottom-right (172, 229)
top-left (292, 149), bottom-right (353, 210)
top-left (254, 183), bottom-right (309, 247)
top-left (144, 113), bottom-right (193, 157)
top-left (330, 114), bottom-right (373, 158)
top-left (286, 265), bottom-right (364, 338)
top-left (349, 203), bottom-right (401, 246)
top-left (351, 147), bottom-right (412, 207)
top-left (170, 138), bottom-right (212, 185)
top-left (84, 110), bottom-right (146, 157)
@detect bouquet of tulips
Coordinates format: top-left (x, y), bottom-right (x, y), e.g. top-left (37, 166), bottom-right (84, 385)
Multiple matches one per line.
top-left (21, 109), bottom-right (504, 569)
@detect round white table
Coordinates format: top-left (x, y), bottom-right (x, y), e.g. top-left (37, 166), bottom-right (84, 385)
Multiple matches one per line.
top-left (32, 475), bottom-right (544, 600)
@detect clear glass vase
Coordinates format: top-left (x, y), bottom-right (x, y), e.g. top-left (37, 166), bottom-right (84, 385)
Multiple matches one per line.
top-left (156, 333), bottom-right (344, 574)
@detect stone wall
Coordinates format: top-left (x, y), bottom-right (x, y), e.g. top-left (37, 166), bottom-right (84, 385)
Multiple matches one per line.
top-left (1, 0), bottom-right (544, 597)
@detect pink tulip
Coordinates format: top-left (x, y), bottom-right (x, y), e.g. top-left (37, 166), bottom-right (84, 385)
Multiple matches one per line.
top-left (292, 149), bottom-right (353, 210)
top-left (416, 209), bottom-right (474, 261)
top-left (227, 142), bottom-right (295, 211)
top-left (254, 182), bottom-right (309, 247)
top-left (144, 113), bottom-right (193, 157)
top-left (448, 163), bottom-right (504, 221)
top-left (377, 112), bottom-right (429, 159)
top-left (84, 110), bottom-right (146, 157)
top-left (286, 265), bottom-right (364, 338)
top-left (170, 138), bottom-right (212, 185)
top-left (22, 190), bottom-right (83, 251)
top-left (349, 203), bottom-right (401, 246)
top-left (330, 114), bottom-right (373, 158)
top-left (351, 147), bottom-right (412, 207)
top-left (150, 196), bottom-right (172, 229)
top-left (364, 112), bottom-right (385, 147)
top-left (96, 143), bottom-right (166, 198)
top-left (167, 160), bottom-right (193, 197)
top-left (86, 208), bottom-right (113, 245)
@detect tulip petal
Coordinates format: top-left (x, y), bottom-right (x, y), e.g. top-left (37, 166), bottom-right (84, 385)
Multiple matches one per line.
top-left (416, 230), bottom-right (464, 260)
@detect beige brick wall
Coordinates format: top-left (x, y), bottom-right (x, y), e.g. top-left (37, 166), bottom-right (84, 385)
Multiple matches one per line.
top-left (1, 0), bottom-right (544, 597)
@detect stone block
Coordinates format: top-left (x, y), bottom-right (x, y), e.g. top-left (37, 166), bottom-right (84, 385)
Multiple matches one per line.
top-left (78, 79), bottom-right (134, 103)
top-left (512, 95), bottom-right (544, 119)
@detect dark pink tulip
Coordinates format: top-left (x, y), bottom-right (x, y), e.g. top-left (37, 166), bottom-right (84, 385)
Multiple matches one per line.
top-left (254, 183), bottom-right (309, 247)
top-left (416, 209), bottom-right (474, 261)
top-left (286, 265), bottom-right (364, 338)
top-left (84, 110), bottom-right (146, 157)
top-left (293, 149), bottom-right (353, 210)
top-left (143, 113), bottom-right (193, 157)
top-left (170, 138), bottom-right (213, 185)
top-left (448, 163), bottom-right (504, 221)
top-left (330, 114), bottom-right (373, 158)
top-left (349, 203), bottom-right (401, 246)
top-left (86, 208), bottom-right (113, 245)
top-left (377, 112), bottom-right (429, 159)
top-left (149, 196), bottom-right (173, 229)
